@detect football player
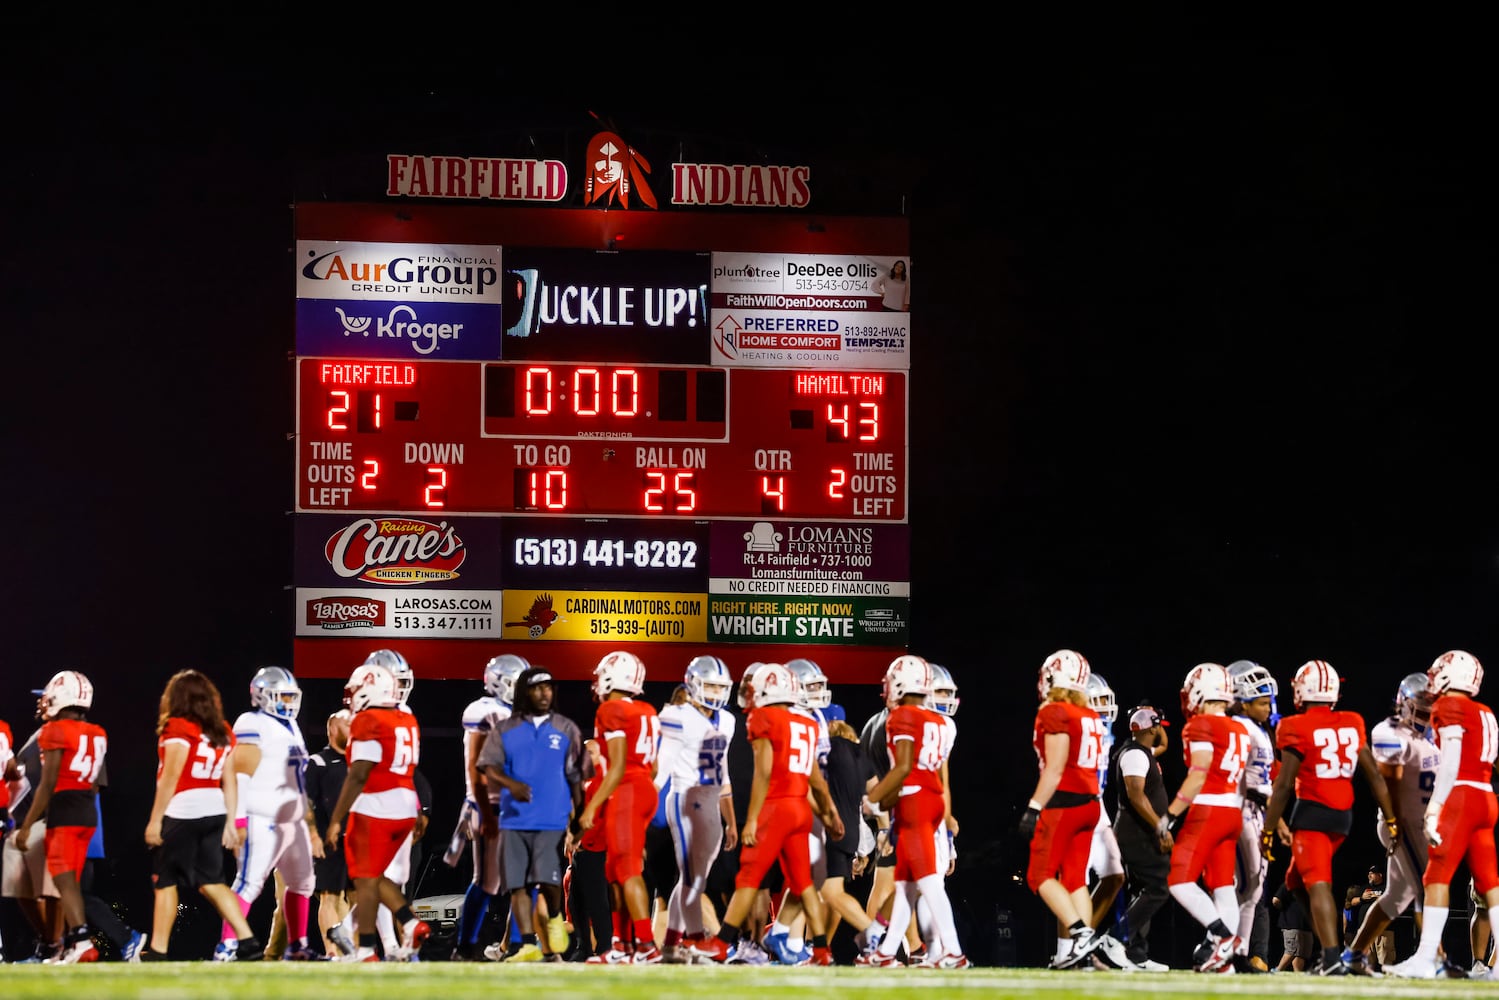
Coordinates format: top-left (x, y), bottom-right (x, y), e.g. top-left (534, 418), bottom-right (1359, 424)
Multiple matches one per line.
top-left (1226, 658), bottom-right (1279, 972)
top-left (217, 667), bottom-right (320, 961)
top-left (452, 653), bottom-right (528, 960)
top-left (1071, 671), bottom-right (1136, 970)
top-left (1262, 659), bottom-right (1396, 976)
top-left (857, 655), bottom-right (967, 968)
top-left (1017, 650), bottom-right (1107, 969)
top-left (653, 655), bottom-right (737, 960)
top-left (689, 663), bottom-right (841, 965)
top-left (323, 663), bottom-right (431, 964)
top-left (577, 650), bottom-right (663, 964)
top-left (1389, 651), bottom-right (1499, 979)
top-left (1347, 671), bottom-right (1438, 972)
top-left (12, 671), bottom-right (106, 964)
top-left (1156, 663), bottom-right (1248, 973)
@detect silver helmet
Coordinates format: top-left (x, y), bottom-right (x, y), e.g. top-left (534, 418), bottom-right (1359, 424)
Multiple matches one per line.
top-left (483, 654), bottom-right (531, 707)
top-left (927, 663), bottom-right (960, 717)
top-left (364, 649), bottom-right (413, 705)
top-left (1395, 672), bottom-right (1434, 732)
top-left (684, 655), bottom-right (733, 711)
top-left (786, 658), bottom-right (831, 709)
top-left (1085, 671), bottom-right (1118, 725)
top-left (250, 666), bottom-right (302, 720)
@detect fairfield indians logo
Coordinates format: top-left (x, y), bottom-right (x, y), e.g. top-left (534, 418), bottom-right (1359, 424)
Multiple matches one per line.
top-left (584, 129), bottom-right (657, 210)
top-left (324, 517), bottom-right (465, 585)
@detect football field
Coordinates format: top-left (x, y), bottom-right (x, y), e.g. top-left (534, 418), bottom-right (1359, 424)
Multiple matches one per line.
top-left (0, 963), bottom-right (1491, 1000)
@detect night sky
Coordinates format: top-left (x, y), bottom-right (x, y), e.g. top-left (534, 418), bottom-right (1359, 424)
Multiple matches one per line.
top-left (4, 38), bottom-right (1489, 962)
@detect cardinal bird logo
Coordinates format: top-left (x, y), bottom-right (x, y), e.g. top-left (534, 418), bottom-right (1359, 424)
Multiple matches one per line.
top-left (506, 593), bottom-right (563, 638)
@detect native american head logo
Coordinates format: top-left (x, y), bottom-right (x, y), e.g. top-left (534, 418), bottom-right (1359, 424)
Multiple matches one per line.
top-left (584, 130), bottom-right (657, 210)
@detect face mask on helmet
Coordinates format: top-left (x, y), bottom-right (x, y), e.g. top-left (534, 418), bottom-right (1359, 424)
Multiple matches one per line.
top-left (883, 654), bottom-right (932, 709)
top-left (738, 663), bottom-right (765, 710)
top-left (749, 662), bottom-right (799, 707)
top-left (786, 658), bottom-right (831, 709)
top-left (484, 654), bottom-right (531, 706)
top-left (365, 649), bottom-right (413, 704)
top-left (250, 666), bottom-right (302, 720)
top-left (1180, 663), bottom-right (1231, 717)
top-left (39, 670), bottom-right (94, 720)
top-left (685, 655), bottom-right (732, 711)
top-left (344, 664), bottom-right (400, 713)
top-left (927, 664), bottom-right (960, 717)
top-left (1227, 659), bottom-right (1281, 725)
top-left (1395, 672), bottom-right (1434, 731)
top-left (1085, 672), bottom-right (1118, 725)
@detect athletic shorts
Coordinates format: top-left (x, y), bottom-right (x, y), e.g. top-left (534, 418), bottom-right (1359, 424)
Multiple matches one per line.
top-left (153, 814), bottom-right (232, 891)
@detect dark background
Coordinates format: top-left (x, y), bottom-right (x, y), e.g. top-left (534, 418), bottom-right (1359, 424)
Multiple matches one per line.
top-left (2, 37), bottom-right (1488, 965)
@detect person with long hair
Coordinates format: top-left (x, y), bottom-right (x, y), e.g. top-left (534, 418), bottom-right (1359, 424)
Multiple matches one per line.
top-left (142, 669), bottom-right (262, 960)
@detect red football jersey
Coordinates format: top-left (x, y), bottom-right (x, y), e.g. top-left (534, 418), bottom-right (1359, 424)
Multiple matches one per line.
top-left (746, 704), bottom-right (818, 800)
top-left (1274, 704), bottom-right (1366, 810)
top-left (0, 720), bottom-right (12, 810)
top-left (1432, 694), bottom-right (1498, 784)
top-left (158, 716), bottom-right (235, 795)
top-left (1032, 700), bottom-right (1103, 797)
top-left (39, 718), bottom-right (107, 794)
top-left (1181, 713), bottom-right (1250, 796)
top-left (885, 704), bottom-right (948, 795)
top-left (348, 707), bottom-right (420, 795)
top-left (593, 698), bottom-right (660, 781)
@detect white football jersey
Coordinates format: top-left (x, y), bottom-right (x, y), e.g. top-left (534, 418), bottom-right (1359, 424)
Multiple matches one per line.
top-left (1234, 715), bottom-right (1276, 798)
top-left (232, 710), bottom-right (309, 823)
top-left (461, 695), bottom-right (510, 801)
top-left (655, 702), bottom-right (736, 791)
top-left (1370, 716), bottom-right (1440, 824)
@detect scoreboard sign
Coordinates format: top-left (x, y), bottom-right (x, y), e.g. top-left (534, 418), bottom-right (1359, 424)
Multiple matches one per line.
top-left (292, 204), bottom-right (911, 684)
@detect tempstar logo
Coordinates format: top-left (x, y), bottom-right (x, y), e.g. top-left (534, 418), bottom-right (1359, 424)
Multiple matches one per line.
top-left (324, 517), bottom-right (466, 586)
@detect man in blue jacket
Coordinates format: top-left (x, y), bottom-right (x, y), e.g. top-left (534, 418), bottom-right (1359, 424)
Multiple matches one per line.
top-left (477, 668), bottom-right (590, 962)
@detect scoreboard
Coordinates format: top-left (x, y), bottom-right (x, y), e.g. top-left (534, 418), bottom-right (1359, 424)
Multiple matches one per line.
top-left (292, 204), bottom-right (911, 684)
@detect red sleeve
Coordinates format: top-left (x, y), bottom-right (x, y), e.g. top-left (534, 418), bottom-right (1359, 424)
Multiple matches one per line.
top-left (1037, 702), bottom-right (1068, 735)
top-left (1275, 715), bottom-right (1304, 757)
top-left (161, 716), bottom-right (196, 744)
top-left (747, 707), bottom-right (773, 742)
top-left (350, 711), bottom-right (380, 743)
top-left (886, 706), bottom-right (918, 742)
top-left (38, 721), bottom-right (67, 753)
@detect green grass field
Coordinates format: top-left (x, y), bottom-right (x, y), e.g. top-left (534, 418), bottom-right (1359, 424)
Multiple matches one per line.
top-left (0, 963), bottom-right (1493, 1000)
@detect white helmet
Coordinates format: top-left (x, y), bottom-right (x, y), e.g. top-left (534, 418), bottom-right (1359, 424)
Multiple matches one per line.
top-left (1395, 672), bottom-right (1435, 731)
top-left (593, 650), bottom-right (645, 699)
top-left (484, 654), bottom-right (531, 707)
top-left (786, 658), bottom-right (831, 709)
top-left (745, 662), bottom-right (799, 708)
top-left (882, 654), bottom-right (932, 709)
top-left (737, 662), bottom-right (766, 709)
top-left (38, 670), bottom-right (94, 719)
top-left (364, 649), bottom-right (413, 705)
top-left (1038, 649), bottom-right (1091, 701)
top-left (344, 663), bottom-right (401, 712)
top-left (1292, 659), bottom-right (1341, 708)
top-left (1429, 649), bottom-right (1484, 697)
top-left (1180, 662), bottom-right (1232, 716)
top-left (685, 655), bottom-right (733, 711)
top-left (250, 666), bottom-right (302, 720)
top-left (928, 663), bottom-right (960, 718)
top-left (1085, 672), bottom-right (1118, 725)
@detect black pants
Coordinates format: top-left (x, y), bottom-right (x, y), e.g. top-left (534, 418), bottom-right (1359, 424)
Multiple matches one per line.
top-left (1120, 847), bottom-right (1171, 964)
top-left (80, 859), bottom-right (133, 952)
top-left (567, 848), bottom-right (611, 956)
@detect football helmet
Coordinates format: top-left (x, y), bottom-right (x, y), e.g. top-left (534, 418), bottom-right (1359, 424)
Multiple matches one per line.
top-left (1429, 649), bottom-right (1484, 697)
top-left (685, 655), bottom-right (733, 711)
top-left (1227, 659), bottom-right (1278, 703)
top-left (250, 666), bottom-right (302, 720)
top-left (737, 662), bottom-right (766, 709)
top-left (593, 650), bottom-right (645, 699)
top-left (786, 658), bottom-right (832, 709)
top-left (1085, 672), bottom-right (1118, 725)
top-left (745, 662), bottom-right (799, 708)
top-left (483, 653), bottom-right (531, 707)
top-left (1180, 663), bottom-right (1232, 716)
top-left (927, 663), bottom-right (960, 718)
top-left (882, 654), bottom-right (932, 709)
top-left (1395, 672), bottom-right (1434, 731)
top-left (1291, 659), bottom-right (1341, 708)
top-left (364, 649), bottom-right (413, 705)
top-left (1037, 649), bottom-right (1091, 701)
top-left (38, 670), bottom-right (94, 719)
top-left (344, 663), bottom-right (401, 712)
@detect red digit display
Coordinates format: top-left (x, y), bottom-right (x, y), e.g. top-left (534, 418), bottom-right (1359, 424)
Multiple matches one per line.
top-left (297, 360), bottom-right (906, 521)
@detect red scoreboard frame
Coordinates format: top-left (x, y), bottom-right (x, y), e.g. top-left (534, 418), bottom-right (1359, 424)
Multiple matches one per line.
top-left (292, 204), bottom-right (911, 684)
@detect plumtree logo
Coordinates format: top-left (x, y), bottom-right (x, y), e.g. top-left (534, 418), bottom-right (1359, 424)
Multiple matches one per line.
top-left (324, 517), bottom-right (466, 585)
top-left (583, 128), bottom-right (657, 210)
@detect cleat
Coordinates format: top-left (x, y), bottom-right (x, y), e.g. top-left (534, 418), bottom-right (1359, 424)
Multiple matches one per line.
top-left (1094, 933), bottom-right (1142, 971)
top-left (403, 919), bottom-right (431, 953)
top-left (798, 946), bottom-right (833, 966)
top-left (1192, 933), bottom-right (1237, 973)
top-left (284, 944), bottom-right (320, 961)
top-left (546, 915), bottom-right (570, 955)
top-left (584, 946), bottom-right (633, 964)
top-left (1232, 954), bottom-right (1270, 974)
top-left (213, 940), bottom-right (239, 962)
top-left (761, 930), bottom-right (797, 965)
top-left (236, 936), bottom-right (266, 962)
top-left (855, 949), bottom-right (901, 967)
top-left (122, 930), bottom-right (148, 963)
top-left (1054, 928), bottom-right (1104, 969)
top-left (633, 944), bottom-right (664, 964)
top-left (504, 942), bottom-right (544, 962)
top-left (1386, 955), bottom-right (1440, 979)
top-left (52, 938), bottom-right (99, 964)
top-left (933, 952), bottom-right (972, 969)
top-left (731, 940), bottom-right (770, 965)
top-left (687, 936), bottom-right (731, 964)
top-left (140, 947), bottom-right (171, 961)
top-left (328, 925), bottom-right (356, 958)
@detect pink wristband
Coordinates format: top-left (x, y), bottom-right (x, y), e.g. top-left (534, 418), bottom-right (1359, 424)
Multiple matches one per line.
top-left (235, 817), bottom-right (249, 829)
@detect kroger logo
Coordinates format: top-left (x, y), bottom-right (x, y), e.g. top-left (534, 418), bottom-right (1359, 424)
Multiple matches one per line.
top-left (335, 305), bottom-right (465, 356)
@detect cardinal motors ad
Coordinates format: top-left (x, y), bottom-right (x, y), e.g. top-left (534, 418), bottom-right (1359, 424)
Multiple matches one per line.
top-left (294, 514), bottom-right (503, 638)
